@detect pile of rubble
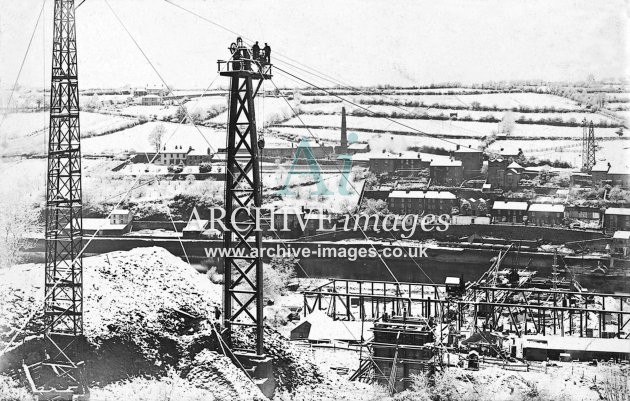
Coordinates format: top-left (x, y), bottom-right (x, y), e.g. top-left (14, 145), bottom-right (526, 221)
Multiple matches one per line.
top-left (186, 350), bottom-right (265, 400)
top-left (0, 247), bottom-right (321, 399)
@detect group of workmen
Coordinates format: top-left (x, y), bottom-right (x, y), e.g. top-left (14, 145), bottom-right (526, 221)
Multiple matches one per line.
top-left (252, 41), bottom-right (271, 64)
top-left (232, 38), bottom-right (270, 72)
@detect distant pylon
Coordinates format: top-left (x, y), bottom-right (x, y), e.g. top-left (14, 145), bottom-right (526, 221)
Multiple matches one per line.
top-left (581, 119), bottom-right (596, 172)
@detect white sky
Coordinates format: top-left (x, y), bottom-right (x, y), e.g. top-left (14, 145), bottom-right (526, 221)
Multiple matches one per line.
top-left (0, 0), bottom-right (628, 89)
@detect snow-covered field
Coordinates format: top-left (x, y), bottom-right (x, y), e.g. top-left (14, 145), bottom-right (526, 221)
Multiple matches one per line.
top-left (271, 126), bottom-right (482, 152)
top-left (81, 121), bottom-right (293, 155)
top-left (335, 92), bottom-right (583, 110)
top-left (279, 113), bottom-right (621, 140)
top-left (1, 111), bottom-right (141, 156)
top-left (209, 96), bottom-right (296, 127)
top-left (489, 138), bottom-right (630, 167)
top-left (118, 105), bottom-right (178, 119)
top-left (297, 102), bottom-right (618, 124)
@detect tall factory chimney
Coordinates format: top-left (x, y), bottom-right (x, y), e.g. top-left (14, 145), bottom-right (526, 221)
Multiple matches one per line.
top-left (339, 106), bottom-right (348, 153)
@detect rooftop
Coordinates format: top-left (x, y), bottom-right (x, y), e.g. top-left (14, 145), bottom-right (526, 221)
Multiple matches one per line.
top-left (613, 231), bottom-right (630, 240)
top-left (606, 208), bottom-right (630, 216)
top-left (183, 219), bottom-right (209, 232)
top-left (528, 203), bottom-right (565, 213)
top-left (507, 161), bottom-right (523, 169)
top-left (162, 145), bottom-right (191, 154)
top-left (591, 162), bottom-right (610, 172)
top-left (370, 152), bottom-right (422, 161)
top-left (81, 218), bottom-right (129, 231)
top-left (455, 147), bottom-right (482, 153)
top-left (492, 201), bottom-right (528, 211)
top-left (111, 209), bottom-right (130, 215)
top-left (188, 147), bottom-right (210, 156)
top-left (523, 335), bottom-right (630, 355)
top-left (445, 276), bottom-right (461, 285)
top-left (608, 166), bottom-right (630, 175)
top-left (430, 159), bottom-right (462, 167)
top-left (388, 190), bottom-right (456, 200)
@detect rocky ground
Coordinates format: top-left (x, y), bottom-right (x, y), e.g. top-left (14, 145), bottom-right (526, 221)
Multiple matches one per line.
top-left (1, 247), bottom-right (627, 401)
top-left (0, 247), bottom-right (324, 400)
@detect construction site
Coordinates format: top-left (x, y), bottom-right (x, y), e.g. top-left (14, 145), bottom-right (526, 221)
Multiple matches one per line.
top-left (1, 0), bottom-right (629, 400)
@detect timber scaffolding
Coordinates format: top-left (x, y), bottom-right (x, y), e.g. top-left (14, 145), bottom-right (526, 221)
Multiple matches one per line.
top-left (303, 279), bottom-right (630, 338)
top-left (351, 317), bottom-right (438, 394)
top-left (302, 278), bottom-right (630, 391)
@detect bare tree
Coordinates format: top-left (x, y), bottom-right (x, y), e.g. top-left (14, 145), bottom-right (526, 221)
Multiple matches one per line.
top-left (0, 195), bottom-right (38, 268)
top-left (148, 123), bottom-right (166, 152)
top-left (499, 111), bottom-right (516, 136)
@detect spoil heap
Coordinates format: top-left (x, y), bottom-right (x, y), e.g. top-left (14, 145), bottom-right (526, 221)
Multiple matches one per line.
top-left (0, 247), bottom-right (321, 399)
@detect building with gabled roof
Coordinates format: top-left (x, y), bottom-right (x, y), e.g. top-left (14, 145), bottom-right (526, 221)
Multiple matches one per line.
top-left (491, 201), bottom-right (528, 223)
top-left (388, 190), bottom-right (457, 215)
top-left (527, 203), bottom-right (565, 226)
top-left (429, 159), bottom-right (464, 185)
top-left (604, 207), bottom-right (630, 233)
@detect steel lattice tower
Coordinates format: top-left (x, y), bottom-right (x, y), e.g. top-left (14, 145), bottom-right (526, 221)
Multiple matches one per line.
top-left (32, 0), bottom-right (87, 397)
top-left (582, 119), bottom-right (596, 172)
top-left (218, 39), bottom-right (271, 355)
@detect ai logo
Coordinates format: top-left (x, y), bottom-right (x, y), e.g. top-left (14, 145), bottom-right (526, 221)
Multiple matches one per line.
top-left (277, 132), bottom-right (359, 197)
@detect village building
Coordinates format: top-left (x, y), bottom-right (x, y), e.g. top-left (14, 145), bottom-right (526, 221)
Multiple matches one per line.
top-left (611, 231), bottom-right (630, 258)
top-left (146, 83), bottom-right (168, 96)
top-left (185, 147), bottom-right (212, 165)
top-left (141, 94), bottom-right (163, 106)
top-left (564, 205), bottom-right (602, 227)
top-left (527, 203), bottom-right (565, 226)
top-left (387, 190), bottom-right (457, 215)
top-left (132, 87), bottom-right (147, 97)
top-left (369, 153), bottom-right (428, 176)
top-left (491, 201), bottom-right (528, 223)
top-left (429, 159), bottom-right (464, 185)
top-left (522, 336), bottom-right (630, 362)
top-left (591, 162), bottom-right (611, 186)
top-left (570, 172), bottom-right (592, 187)
top-left (158, 145), bottom-right (191, 165)
top-left (607, 165), bottom-right (630, 188)
top-left (347, 142), bottom-right (370, 154)
top-left (504, 161), bottom-right (524, 189)
top-left (604, 207), bottom-right (630, 234)
top-left (453, 146), bottom-right (483, 179)
top-left (487, 158), bottom-right (508, 188)
top-left (81, 209), bottom-right (133, 236)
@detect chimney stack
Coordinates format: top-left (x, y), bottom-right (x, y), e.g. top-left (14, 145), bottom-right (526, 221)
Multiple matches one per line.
top-left (339, 107), bottom-right (348, 153)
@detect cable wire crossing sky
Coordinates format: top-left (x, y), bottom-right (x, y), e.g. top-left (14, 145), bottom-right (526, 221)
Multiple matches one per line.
top-left (0, 0), bottom-right (628, 89)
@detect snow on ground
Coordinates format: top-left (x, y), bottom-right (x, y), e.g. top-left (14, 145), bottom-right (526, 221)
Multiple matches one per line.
top-left (82, 121), bottom-right (225, 155)
top-left (183, 95), bottom-right (227, 110)
top-left (265, 172), bottom-right (365, 213)
top-left (298, 103), bottom-right (618, 124)
top-left (118, 105), bottom-right (178, 119)
top-left (80, 94), bottom-right (131, 105)
top-left (271, 126), bottom-right (482, 152)
top-left (0, 112), bottom-right (141, 156)
top-left (488, 138), bottom-right (630, 167)
top-left (279, 114), bottom-right (621, 140)
top-left (118, 163), bottom-right (200, 176)
top-left (342, 92), bottom-right (583, 110)
top-left (82, 121), bottom-right (294, 156)
top-left (280, 114), bottom-right (493, 138)
top-left (209, 96), bottom-right (296, 127)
